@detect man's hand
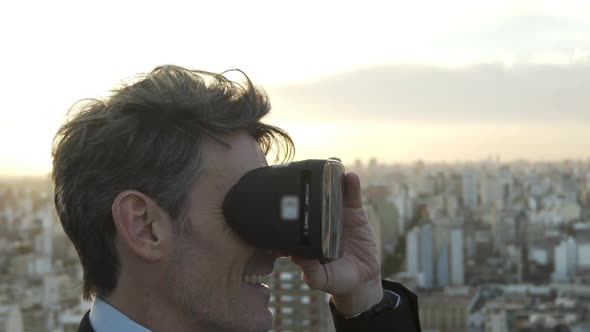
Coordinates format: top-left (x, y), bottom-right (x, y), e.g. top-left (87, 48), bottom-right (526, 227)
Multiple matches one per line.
top-left (291, 172), bottom-right (383, 316)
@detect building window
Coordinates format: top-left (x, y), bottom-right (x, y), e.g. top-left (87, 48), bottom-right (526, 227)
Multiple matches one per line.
top-left (280, 273), bottom-right (294, 280)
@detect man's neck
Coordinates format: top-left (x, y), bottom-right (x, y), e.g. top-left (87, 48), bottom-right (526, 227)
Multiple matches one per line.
top-left (104, 288), bottom-right (196, 332)
top-left (104, 287), bottom-right (241, 332)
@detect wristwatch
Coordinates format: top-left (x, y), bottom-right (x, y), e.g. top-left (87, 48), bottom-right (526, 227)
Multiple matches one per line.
top-left (331, 289), bottom-right (403, 320)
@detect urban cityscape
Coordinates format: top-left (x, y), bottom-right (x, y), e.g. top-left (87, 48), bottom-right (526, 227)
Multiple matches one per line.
top-left (0, 157), bottom-right (589, 331)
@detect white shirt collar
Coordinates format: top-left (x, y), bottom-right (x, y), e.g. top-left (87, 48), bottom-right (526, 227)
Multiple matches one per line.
top-left (89, 297), bottom-right (151, 332)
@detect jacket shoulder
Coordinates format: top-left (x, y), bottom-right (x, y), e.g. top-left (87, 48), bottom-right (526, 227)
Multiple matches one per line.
top-left (76, 311), bottom-right (95, 332)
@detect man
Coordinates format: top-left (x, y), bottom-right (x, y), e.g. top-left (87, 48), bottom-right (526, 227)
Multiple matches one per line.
top-left (52, 65), bottom-right (421, 331)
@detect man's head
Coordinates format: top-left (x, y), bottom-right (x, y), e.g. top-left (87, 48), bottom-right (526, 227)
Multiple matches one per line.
top-left (52, 65), bottom-right (294, 331)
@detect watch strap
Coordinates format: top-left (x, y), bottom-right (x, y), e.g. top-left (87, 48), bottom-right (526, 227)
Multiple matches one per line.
top-left (330, 289), bottom-right (404, 320)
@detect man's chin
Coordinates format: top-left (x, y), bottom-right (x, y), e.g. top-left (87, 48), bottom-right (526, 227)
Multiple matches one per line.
top-left (259, 307), bottom-right (275, 332)
top-left (256, 307), bottom-right (275, 332)
top-left (234, 305), bottom-right (274, 332)
top-left (205, 307), bottom-right (274, 332)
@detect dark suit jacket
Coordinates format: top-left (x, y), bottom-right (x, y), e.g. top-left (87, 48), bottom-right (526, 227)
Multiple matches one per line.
top-left (330, 280), bottom-right (422, 332)
top-left (77, 280), bottom-right (421, 332)
top-left (77, 311), bottom-right (93, 332)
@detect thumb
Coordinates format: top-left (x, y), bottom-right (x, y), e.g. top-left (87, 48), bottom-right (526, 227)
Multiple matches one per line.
top-left (344, 172), bottom-right (363, 209)
top-left (291, 256), bottom-right (329, 291)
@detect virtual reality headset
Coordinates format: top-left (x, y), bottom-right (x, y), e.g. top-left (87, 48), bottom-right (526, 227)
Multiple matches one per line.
top-left (223, 158), bottom-right (345, 263)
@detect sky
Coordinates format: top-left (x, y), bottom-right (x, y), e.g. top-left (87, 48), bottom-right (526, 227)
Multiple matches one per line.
top-left (0, 0), bottom-right (589, 175)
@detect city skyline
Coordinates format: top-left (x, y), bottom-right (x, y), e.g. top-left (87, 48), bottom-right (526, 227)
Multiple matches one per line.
top-left (3, 153), bottom-right (590, 178)
top-left (1, 152), bottom-right (590, 331)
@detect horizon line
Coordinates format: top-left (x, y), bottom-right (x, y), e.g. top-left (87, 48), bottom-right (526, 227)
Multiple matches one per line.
top-left (2, 156), bottom-right (590, 178)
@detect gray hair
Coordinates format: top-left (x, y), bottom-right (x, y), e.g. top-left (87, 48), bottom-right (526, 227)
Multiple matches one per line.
top-left (52, 65), bottom-right (294, 299)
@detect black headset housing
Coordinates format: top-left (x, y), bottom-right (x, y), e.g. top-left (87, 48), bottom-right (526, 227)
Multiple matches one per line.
top-left (223, 158), bottom-right (345, 263)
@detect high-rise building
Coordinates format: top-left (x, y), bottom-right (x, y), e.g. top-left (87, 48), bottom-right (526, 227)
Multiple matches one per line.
top-left (0, 305), bottom-right (23, 332)
top-left (462, 170), bottom-right (479, 209)
top-left (485, 308), bottom-right (509, 332)
top-left (515, 211), bottom-right (530, 282)
top-left (578, 243), bottom-right (590, 268)
top-left (418, 287), bottom-right (476, 332)
top-left (553, 240), bottom-right (569, 281)
top-left (420, 224), bottom-right (434, 288)
top-left (444, 194), bottom-right (459, 218)
top-left (480, 175), bottom-right (502, 207)
top-left (269, 258), bottom-right (334, 332)
top-left (437, 242), bottom-right (450, 288)
top-left (451, 228), bottom-right (465, 286)
top-left (367, 158), bottom-right (378, 186)
top-left (391, 194), bottom-right (404, 231)
top-left (406, 227), bottom-right (420, 275)
top-left (42, 275), bottom-right (60, 310)
top-left (552, 237), bottom-right (578, 282)
top-left (406, 224), bottom-right (463, 289)
top-left (370, 199), bottom-right (400, 256)
top-left (566, 237), bottom-right (578, 276)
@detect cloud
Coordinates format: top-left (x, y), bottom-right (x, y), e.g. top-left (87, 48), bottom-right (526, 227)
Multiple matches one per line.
top-left (267, 62), bottom-right (590, 124)
top-left (532, 50), bottom-right (576, 64)
top-left (434, 12), bottom-right (590, 54)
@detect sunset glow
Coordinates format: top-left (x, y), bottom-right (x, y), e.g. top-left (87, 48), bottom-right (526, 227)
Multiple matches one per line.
top-left (1, 0), bottom-right (589, 175)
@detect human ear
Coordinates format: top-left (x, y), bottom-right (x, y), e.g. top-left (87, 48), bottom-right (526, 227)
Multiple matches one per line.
top-left (112, 190), bottom-right (170, 261)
